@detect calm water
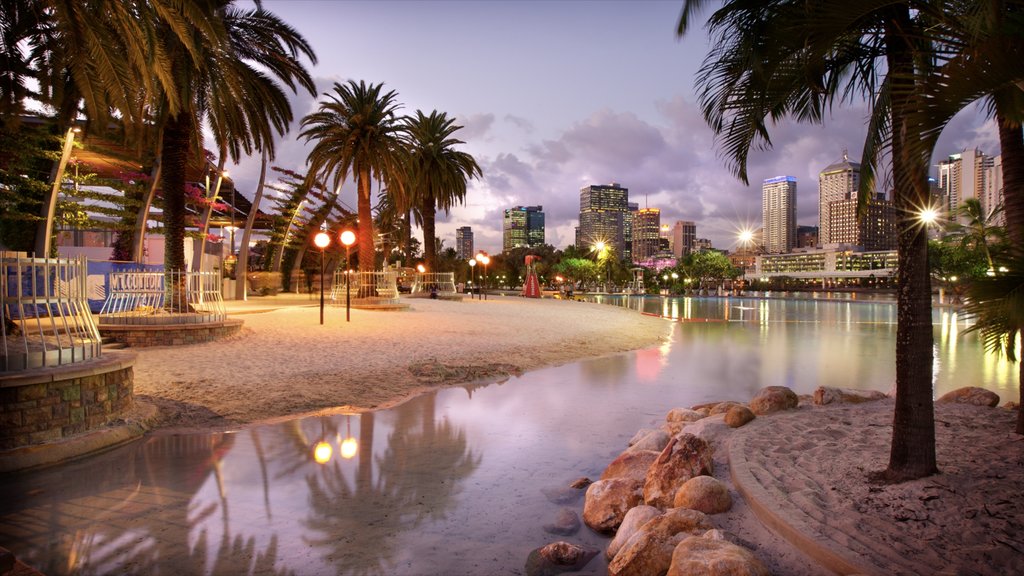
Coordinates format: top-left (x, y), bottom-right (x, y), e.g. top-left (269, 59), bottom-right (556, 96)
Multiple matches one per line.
top-left (1, 297), bottom-right (1017, 575)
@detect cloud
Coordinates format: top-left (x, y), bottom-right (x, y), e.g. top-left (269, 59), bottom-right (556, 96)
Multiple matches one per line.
top-left (504, 114), bottom-right (534, 133)
top-left (454, 113), bottom-right (496, 142)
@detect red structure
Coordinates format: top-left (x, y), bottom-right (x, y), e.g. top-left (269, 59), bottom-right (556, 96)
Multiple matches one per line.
top-left (521, 255), bottom-right (541, 298)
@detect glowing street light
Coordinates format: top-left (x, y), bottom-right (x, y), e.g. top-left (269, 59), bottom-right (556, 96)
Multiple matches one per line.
top-left (340, 230), bottom-right (356, 322)
top-left (469, 258), bottom-right (477, 299)
top-left (314, 231), bottom-right (330, 325)
top-left (475, 252), bottom-right (490, 300)
top-left (417, 263), bottom-right (426, 273)
top-left (919, 207), bottom-right (939, 226)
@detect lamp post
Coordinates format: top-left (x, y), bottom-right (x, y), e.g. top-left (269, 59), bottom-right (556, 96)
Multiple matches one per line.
top-left (593, 241), bottom-right (609, 292)
top-left (314, 231), bottom-right (330, 325)
top-left (475, 253), bottom-right (490, 300)
top-left (468, 259), bottom-right (476, 299)
top-left (340, 230), bottom-right (356, 322)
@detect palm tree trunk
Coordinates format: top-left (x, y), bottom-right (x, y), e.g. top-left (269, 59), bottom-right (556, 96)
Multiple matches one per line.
top-left (357, 169), bottom-right (375, 271)
top-left (403, 208), bottom-right (413, 266)
top-left (236, 152), bottom-right (268, 300)
top-left (131, 153), bottom-right (161, 263)
top-left (421, 194), bottom-right (437, 271)
top-left (884, 7), bottom-right (938, 481)
top-left (996, 101), bottom-right (1024, 435)
top-left (161, 112), bottom-right (190, 274)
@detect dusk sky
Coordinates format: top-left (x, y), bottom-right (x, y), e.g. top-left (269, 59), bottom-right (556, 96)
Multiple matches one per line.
top-left (225, 0), bottom-right (1001, 254)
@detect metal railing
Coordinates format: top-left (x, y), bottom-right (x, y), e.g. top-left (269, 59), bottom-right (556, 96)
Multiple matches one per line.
top-left (2, 252), bottom-right (101, 371)
top-left (410, 272), bottom-right (457, 298)
top-left (98, 270), bottom-right (226, 325)
top-left (330, 270), bottom-right (400, 303)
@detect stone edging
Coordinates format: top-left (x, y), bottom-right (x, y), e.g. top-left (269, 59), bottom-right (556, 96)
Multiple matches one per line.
top-left (100, 318), bottom-right (244, 347)
top-left (728, 425), bottom-right (884, 576)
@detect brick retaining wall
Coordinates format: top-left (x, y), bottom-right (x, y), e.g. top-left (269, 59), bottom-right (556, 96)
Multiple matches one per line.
top-left (0, 351), bottom-right (136, 450)
top-left (100, 318), bottom-right (244, 347)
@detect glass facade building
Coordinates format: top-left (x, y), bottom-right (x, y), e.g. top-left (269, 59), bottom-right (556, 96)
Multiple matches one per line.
top-left (502, 206), bottom-right (545, 252)
top-left (578, 183), bottom-right (629, 259)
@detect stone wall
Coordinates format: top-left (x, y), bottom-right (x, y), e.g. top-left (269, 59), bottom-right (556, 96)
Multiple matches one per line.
top-left (100, 318), bottom-right (243, 347)
top-left (0, 351), bottom-right (136, 450)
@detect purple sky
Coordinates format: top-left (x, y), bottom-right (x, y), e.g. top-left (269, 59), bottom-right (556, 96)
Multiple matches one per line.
top-left (223, 0), bottom-right (1000, 254)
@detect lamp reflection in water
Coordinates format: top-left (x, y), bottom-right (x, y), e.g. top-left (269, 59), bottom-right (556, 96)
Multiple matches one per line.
top-left (339, 415), bottom-right (359, 459)
top-left (312, 415), bottom-right (359, 465)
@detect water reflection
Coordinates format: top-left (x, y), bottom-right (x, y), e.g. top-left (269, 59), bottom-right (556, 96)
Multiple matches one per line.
top-left (0, 297), bottom-right (1017, 575)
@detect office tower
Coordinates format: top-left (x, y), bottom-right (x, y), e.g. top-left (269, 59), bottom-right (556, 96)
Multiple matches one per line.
top-left (938, 149), bottom-right (995, 216)
top-left (502, 205), bottom-right (545, 252)
top-left (762, 176), bottom-right (797, 254)
top-left (984, 155), bottom-right (1004, 226)
top-left (818, 152), bottom-right (861, 246)
top-left (671, 221), bottom-right (696, 258)
top-left (456, 226), bottom-right (473, 259)
top-left (631, 208), bottom-right (661, 261)
top-left (578, 182), bottom-right (629, 259)
top-left (828, 193), bottom-right (897, 250)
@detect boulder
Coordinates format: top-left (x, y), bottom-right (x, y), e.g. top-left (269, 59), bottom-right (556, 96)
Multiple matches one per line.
top-left (936, 386), bottom-right (1000, 407)
top-left (627, 429), bottom-right (671, 454)
top-left (628, 428), bottom-right (660, 446)
top-left (681, 413), bottom-right (731, 443)
top-left (813, 386), bottom-right (888, 405)
top-left (583, 478), bottom-right (643, 533)
top-left (748, 386), bottom-right (799, 415)
top-left (569, 477), bottom-right (592, 489)
top-left (667, 536), bottom-right (769, 576)
top-left (643, 434), bottom-right (714, 508)
top-left (673, 475), bottom-right (732, 514)
top-left (525, 542), bottom-right (599, 576)
top-left (607, 505), bottom-right (662, 560)
top-left (708, 401), bottom-right (745, 416)
top-left (601, 450), bottom-right (660, 484)
top-left (542, 485), bottom-right (584, 505)
top-left (608, 508), bottom-right (713, 576)
top-left (667, 408), bottom-right (706, 424)
top-left (543, 508), bottom-right (581, 536)
top-left (724, 405), bottom-right (755, 428)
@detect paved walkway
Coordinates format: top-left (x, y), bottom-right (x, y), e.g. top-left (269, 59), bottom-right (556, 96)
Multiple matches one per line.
top-left (223, 293), bottom-right (318, 314)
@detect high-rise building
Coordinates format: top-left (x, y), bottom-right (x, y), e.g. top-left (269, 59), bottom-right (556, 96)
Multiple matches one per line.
top-left (502, 205), bottom-right (545, 252)
top-left (796, 226), bottom-right (819, 249)
top-left (671, 221), bottom-right (697, 258)
top-left (578, 182), bottom-right (629, 259)
top-left (818, 153), bottom-right (861, 246)
top-left (939, 149), bottom-right (1000, 222)
top-left (828, 194), bottom-right (897, 250)
top-left (455, 226), bottom-right (473, 259)
top-left (631, 208), bottom-right (661, 262)
top-left (762, 176), bottom-right (797, 254)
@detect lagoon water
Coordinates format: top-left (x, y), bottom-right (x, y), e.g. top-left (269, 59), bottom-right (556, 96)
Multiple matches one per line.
top-left (1, 296), bottom-right (1017, 575)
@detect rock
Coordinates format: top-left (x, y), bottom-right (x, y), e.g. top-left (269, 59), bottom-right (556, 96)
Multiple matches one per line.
top-left (525, 542), bottom-right (599, 576)
top-left (1003, 401), bottom-right (1020, 411)
top-left (724, 405), bottom-right (755, 428)
top-left (543, 508), bottom-right (581, 536)
top-left (813, 386), bottom-right (888, 405)
top-left (607, 505), bottom-right (662, 560)
top-left (667, 536), bottom-right (769, 576)
top-left (627, 429), bottom-right (671, 453)
top-left (628, 428), bottom-right (659, 446)
top-left (667, 408), bottom-right (705, 423)
top-left (569, 477), bottom-right (592, 489)
top-left (748, 386), bottom-right (799, 415)
top-left (708, 401), bottom-right (745, 416)
top-left (936, 386), bottom-right (1000, 407)
top-left (702, 528), bottom-right (730, 541)
top-left (608, 508), bottom-right (713, 576)
top-left (601, 450), bottom-right (660, 484)
top-left (542, 486), bottom-right (584, 505)
top-left (673, 475), bottom-right (732, 514)
top-left (797, 393), bottom-right (815, 407)
top-left (643, 434), bottom-right (714, 508)
top-left (681, 413), bottom-right (730, 443)
top-left (582, 478), bottom-right (644, 533)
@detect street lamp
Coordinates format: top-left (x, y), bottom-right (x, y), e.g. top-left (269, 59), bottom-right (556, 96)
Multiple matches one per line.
top-left (468, 258), bottom-right (477, 299)
top-left (593, 241), bottom-right (610, 292)
top-left (475, 253), bottom-right (490, 300)
top-left (314, 231), bottom-right (330, 325)
top-left (340, 230), bottom-right (356, 322)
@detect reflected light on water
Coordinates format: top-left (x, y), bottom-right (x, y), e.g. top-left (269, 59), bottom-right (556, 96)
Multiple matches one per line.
top-left (313, 441), bottom-right (332, 464)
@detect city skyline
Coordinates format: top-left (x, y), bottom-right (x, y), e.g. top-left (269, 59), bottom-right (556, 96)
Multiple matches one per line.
top-left (220, 1), bottom-right (1000, 254)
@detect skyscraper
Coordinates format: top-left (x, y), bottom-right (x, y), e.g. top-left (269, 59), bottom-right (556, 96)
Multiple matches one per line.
top-left (671, 220), bottom-right (696, 258)
top-left (502, 205), bottom-right (545, 252)
top-left (827, 194), bottom-right (897, 250)
top-left (578, 182), bottom-right (629, 259)
top-left (456, 226), bottom-right (473, 259)
top-left (631, 208), bottom-right (661, 262)
top-left (938, 149), bottom-right (998, 220)
top-left (818, 153), bottom-right (860, 246)
top-left (762, 176), bottom-right (797, 254)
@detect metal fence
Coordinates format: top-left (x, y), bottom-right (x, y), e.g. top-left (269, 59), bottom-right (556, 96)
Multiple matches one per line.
top-left (330, 270), bottom-right (400, 304)
top-left (98, 270), bottom-right (226, 325)
top-left (410, 272), bottom-right (457, 298)
top-left (1, 252), bottom-right (101, 371)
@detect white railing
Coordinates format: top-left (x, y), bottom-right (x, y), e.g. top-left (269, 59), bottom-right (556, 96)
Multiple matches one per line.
top-left (98, 270), bottom-right (226, 325)
top-left (331, 270), bottom-right (400, 303)
top-left (410, 272), bottom-right (457, 298)
top-left (1, 252), bottom-right (101, 371)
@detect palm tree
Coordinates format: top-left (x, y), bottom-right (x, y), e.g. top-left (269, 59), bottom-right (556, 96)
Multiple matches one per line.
top-left (947, 198), bottom-right (1007, 270)
top-left (404, 110), bottom-right (482, 271)
top-left (301, 80), bottom-right (408, 272)
top-left (679, 0), bottom-right (944, 480)
top-left (157, 2), bottom-right (316, 279)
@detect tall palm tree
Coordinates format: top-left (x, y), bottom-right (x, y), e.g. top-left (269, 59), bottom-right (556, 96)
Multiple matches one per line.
top-left (679, 0), bottom-right (944, 480)
top-left (300, 80), bottom-right (408, 272)
top-left (404, 110), bottom-right (482, 271)
top-left (948, 198), bottom-right (1007, 270)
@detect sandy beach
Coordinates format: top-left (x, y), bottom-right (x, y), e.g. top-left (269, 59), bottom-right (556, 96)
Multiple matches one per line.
top-left (127, 295), bottom-right (1022, 575)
